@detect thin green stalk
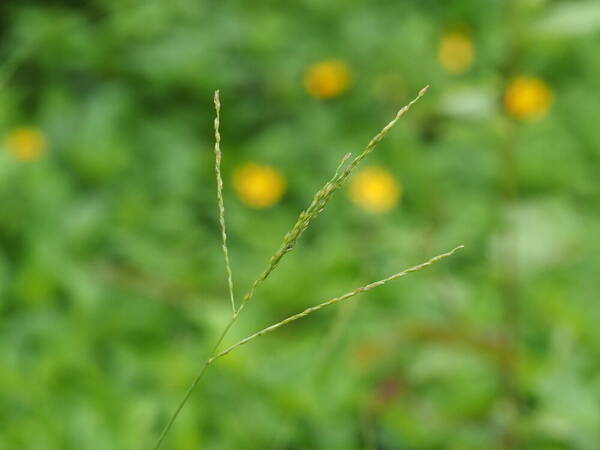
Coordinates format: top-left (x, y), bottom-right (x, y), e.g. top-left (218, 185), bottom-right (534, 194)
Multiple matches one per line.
top-left (152, 317), bottom-right (233, 450)
top-left (153, 361), bottom-right (211, 450)
top-left (213, 90), bottom-right (236, 314)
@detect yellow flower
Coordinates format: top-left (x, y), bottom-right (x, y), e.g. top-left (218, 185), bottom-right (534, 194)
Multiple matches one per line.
top-left (504, 76), bottom-right (553, 120)
top-left (304, 60), bottom-right (351, 99)
top-left (5, 127), bottom-right (48, 161)
top-left (233, 163), bottom-right (286, 208)
top-left (349, 167), bottom-right (401, 213)
top-left (438, 30), bottom-right (474, 75)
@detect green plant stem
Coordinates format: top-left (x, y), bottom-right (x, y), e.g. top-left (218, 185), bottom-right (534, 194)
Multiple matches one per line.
top-left (152, 317), bottom-right (233, 450)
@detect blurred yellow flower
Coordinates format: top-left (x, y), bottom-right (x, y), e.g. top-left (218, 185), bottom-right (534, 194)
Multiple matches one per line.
top-left (504, 76), bottom-right (553, 120)
top-left (5, 127), bottom-right (48, 161)
top-left (233, 163), bottom-right (286, 208)
top-left (349, 167), bottom-right (401, 213)
top-left (304, 60), bottom-right (351, 99)
top-left (438, 30), bottom-right (474, 75)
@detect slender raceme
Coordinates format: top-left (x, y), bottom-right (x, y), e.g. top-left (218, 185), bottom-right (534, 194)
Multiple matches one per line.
top-left (153, 86), bottom-right (456, 450)
top-left (234, 85), bottom-right (430, 318)
top-left (213, 90), bottom-right (236, 314)
top-left (210, 245), bottom-right (464, 363)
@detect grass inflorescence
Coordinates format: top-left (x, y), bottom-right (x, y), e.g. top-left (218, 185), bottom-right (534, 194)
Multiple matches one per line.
top-left (153, 86), bottom-right (462, 449)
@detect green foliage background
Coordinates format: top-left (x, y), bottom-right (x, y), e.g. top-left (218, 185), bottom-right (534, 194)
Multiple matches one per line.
top-left (2, 0), bottom-right (600, 449)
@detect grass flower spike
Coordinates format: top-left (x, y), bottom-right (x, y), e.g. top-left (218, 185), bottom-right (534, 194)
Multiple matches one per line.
top-left (154, 85), bottom-right (462, 450)
top-left (210, 245), bottom-right (464, 363)
top-left (213, 91), bottom-right (236, 313)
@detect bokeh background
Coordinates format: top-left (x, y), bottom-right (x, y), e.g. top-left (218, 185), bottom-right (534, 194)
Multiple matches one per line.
top-left (2, 0), bottom-right (600, 449)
